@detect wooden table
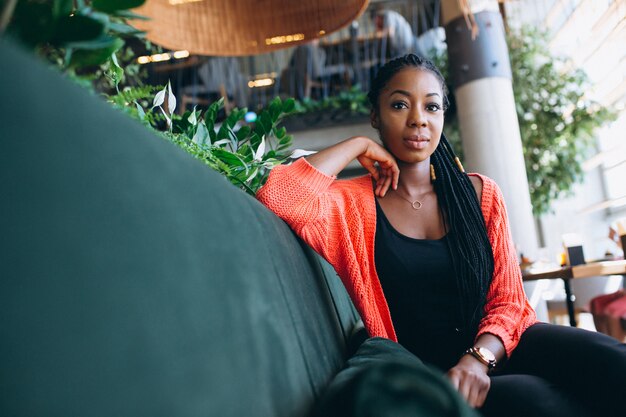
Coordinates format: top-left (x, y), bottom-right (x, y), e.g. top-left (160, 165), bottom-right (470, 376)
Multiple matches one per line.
top-left (522, 260), bottom-right (626, 327)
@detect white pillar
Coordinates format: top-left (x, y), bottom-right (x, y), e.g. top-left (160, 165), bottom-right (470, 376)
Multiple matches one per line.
top-left (456, 78), bottom-right (537, 256)
top-left (442, 0), bottom-right (538, 257)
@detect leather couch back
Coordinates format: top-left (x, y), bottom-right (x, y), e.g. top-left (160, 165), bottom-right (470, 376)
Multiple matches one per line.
top-left (0, 40), bottom-right (359, 417)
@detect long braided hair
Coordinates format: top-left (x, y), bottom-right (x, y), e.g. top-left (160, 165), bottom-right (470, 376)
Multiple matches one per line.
top-left (367, 54), bottom-right (494, 337)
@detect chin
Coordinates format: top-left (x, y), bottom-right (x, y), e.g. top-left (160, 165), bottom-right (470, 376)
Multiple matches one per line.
top-left (395, 154), bottom-right (432, 165)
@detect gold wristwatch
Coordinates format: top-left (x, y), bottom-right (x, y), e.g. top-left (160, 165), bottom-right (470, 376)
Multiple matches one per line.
top-left (464, 346), bottom-right (497, 369)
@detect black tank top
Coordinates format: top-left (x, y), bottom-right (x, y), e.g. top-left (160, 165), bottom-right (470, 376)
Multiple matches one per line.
top-left (374, 199), bottom-right (473, 371)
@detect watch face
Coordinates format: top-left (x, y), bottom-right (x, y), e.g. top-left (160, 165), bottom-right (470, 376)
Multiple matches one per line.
top-left (477, 347), bottom-right (495, 362)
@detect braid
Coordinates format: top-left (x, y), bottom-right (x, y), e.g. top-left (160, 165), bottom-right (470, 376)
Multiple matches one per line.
top-left (432, 134), bottom-right (494, 335)
top-left (369, 54), bottom-right (494, 337)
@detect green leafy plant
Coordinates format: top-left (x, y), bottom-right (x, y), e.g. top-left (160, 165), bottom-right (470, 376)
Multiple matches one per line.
top-left (3, 0), bottom-right (306, 195)
top-left (132, 86), bottom-right (303, 194)
top-left (294, 85), bottom-right (370, 115)
top-left (4, 0), bottom-right (150, 92)
top-left (508, 26), bottom-right (616, 214)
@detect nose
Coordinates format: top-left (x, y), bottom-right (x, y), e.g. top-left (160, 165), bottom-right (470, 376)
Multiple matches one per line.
top-left (408, 107), bottom-right (427, 127)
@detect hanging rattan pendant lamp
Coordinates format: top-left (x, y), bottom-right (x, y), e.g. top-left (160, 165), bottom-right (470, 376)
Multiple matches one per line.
top-left (131, 0), bottom-right (370, 56)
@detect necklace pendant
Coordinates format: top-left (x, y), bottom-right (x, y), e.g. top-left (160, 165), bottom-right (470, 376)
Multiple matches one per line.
top-left (411, 200), bottom-right (422, 210)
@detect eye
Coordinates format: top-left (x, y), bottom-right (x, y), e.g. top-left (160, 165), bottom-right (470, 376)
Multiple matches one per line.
top-left (391, 101), bottom-right (408, 110)
top-left (426, 103), bottom-right (442, 112)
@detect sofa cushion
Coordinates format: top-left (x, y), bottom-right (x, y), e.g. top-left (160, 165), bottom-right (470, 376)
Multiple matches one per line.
top-left (312, 338), bottom-right (481, 417)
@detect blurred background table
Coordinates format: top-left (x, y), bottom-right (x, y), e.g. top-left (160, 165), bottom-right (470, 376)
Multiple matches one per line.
top-left (522, 260), bottom-right (626, 327)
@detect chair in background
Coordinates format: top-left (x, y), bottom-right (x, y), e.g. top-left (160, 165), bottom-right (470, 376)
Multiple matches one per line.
top-left (180, 57), bottom-right (248, 114)
top-left (590, 290), bottom-right (626, 341)
top-left (281, 40), bottom-right (352, 100)
top-left (546, 275), bottom-right (624, 328)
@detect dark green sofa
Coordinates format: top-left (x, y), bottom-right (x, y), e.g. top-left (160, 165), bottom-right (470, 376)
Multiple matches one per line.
top-left (0, 40), bottom-right (361, 417)
top-left (1, 39), bottom-right (481, 417)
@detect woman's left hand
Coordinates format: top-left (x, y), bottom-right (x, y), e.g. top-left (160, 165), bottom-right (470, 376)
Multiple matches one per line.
top-left (446, 356), bottom-right (491, 408)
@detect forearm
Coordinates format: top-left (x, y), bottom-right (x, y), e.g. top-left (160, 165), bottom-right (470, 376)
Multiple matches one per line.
top-left (305, 136), bottom-right (371, 177)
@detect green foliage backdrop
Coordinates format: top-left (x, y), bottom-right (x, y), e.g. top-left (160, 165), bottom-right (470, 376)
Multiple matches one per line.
top-left (508, 27), bottom-right (615, 214)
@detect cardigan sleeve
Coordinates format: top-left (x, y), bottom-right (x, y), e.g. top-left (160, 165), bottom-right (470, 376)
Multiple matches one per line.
top-left (256, 157), bottom-right (335, 226)
top-left (476, 177), bottom-right (537, 357)
top-left (256, 157), bottom-right (358, 265)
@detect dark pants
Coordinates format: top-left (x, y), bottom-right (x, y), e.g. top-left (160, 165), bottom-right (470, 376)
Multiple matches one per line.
top-left (481, 323), bottom-right (626, 417)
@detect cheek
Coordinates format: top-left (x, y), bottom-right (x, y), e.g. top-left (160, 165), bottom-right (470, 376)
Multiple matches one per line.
top-left (377, 122), bottom-right (400, 147)
top-left (432, 116), bottom-right (444, 133)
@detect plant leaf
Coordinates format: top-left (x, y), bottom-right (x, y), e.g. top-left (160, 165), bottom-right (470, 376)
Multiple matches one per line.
top-left (160, 106), bottom-right (171, 128)
top-left (188, 105), bottom-right (198, 125)
top-left (212, 148), bottom-right (248, 170)
top-left (192, 121), bottom-right (209, 145)
top-left (108, 22), bottom-right (145, 35)
top-left (108, 52), bottom-right (123, 86)
top-left (245, 167), bottom-right (259, 183)
top-left (236, 125), bottom-right (251, 142)
top-left (269, 97), bottom-right (281, 121)
top-left (254, 137), bottom-right (266, 161)
top-left (64, 34), bottom-right (119, 50)
top-left (53, 0), bottom-right (73, 18)
top-left (112, 10), bottom-right (150, 20)
top-left (134, 101), bottom-right (145, 120)
top-left (53, 14), bottom-right (105, 44)
top-left (282, 98), bottom-right (296, 113)
top-left (274, 126), bottom-right (286, 139)
top-left (68, 37), bottom-right (124, 67)
top-left (92, 0), bottom-right (146, 13)
top-left (167, 80), bottom-right (177, 115)
top-left (152, 85), bottom-right (166, 109)
top-left (213, 139), bottom-right (231, 147)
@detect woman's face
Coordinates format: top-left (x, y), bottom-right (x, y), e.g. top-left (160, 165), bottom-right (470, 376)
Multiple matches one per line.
top-left (371, 68), bottom-right (445, 164)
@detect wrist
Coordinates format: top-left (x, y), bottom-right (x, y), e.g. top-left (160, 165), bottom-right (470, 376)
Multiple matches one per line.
top-left (348, 136), bottom-right (373, 153)
top-left (464, 346), bottom-right (497, 370)
top-left (458, 353), bottom-right (490, 373)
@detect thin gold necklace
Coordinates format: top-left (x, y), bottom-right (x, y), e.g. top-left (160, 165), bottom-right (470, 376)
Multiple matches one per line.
top-left (395, 191), bottom-right (423, 210)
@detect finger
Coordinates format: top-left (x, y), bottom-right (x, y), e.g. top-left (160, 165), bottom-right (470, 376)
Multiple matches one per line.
top-left (377, 155), bottom-right (399, 187)
top-left (392, 164), bottom-right (400, 190)
top-left (378, 175), bottom-right (389, 197)
top-left (467, 384), bottom-right (480, 408)
top-left (475, 381), bottom-right (490, 408)
top-left (375, 170), bottom-right (385, 197)
top-left (380, 172), bottom-right (392, 197)
top-left (375, 175), bottom-right (384, 197)
top-left (458, 379), bottom-right (472, 405)
top-left (446, 372), bottom-right (460, 391)
top-left (475, 389), bottom-right (487, 408)
top-left (368, 164), bottom-right (380, 181)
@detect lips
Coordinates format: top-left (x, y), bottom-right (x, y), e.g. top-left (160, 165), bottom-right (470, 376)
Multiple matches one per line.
top-left (404, 134), bottom-right (430, 150)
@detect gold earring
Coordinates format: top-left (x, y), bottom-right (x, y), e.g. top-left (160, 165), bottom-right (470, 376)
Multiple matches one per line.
top-left (455, 157), bottom-right (465, 173)
top-left (430, 164), bottom-right (436, 181)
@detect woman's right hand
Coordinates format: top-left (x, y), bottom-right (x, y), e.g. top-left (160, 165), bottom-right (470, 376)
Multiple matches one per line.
top-left (356, 139), bottom-right (399, 197)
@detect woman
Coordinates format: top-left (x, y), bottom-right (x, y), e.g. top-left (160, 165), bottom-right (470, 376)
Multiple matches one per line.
top-left (257, 54), bottom-right (626, 416)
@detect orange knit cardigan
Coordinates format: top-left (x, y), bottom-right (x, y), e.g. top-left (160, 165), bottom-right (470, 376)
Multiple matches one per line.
top-left (257, 158), bottom-right (537, 356)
